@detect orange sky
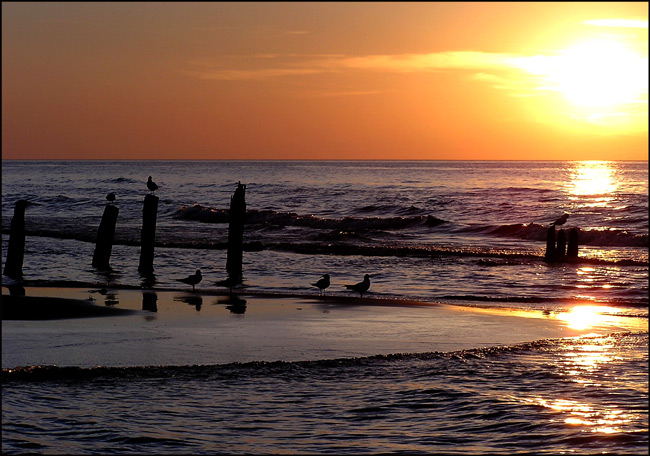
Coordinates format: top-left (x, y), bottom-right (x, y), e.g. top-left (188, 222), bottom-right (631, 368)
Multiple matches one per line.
top-left (2, 2), bottom-right (648, 160)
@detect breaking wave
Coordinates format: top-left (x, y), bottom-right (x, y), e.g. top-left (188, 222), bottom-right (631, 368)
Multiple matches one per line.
top-left (457, 223), bottom-right (648, 247)
top-left (173, 204), bottom-right (448, 231)
top-left (5, 334), bottom-right (642, 383)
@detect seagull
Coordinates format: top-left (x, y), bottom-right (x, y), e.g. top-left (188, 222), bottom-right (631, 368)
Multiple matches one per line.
top-left (147, 176), bottom-right (159, 194)
top-left (344, 274), bottom-right (370, 298)
top-left (106, 192), bottom-right (116, 204)
top-left (177, 269), bottom-right (202, 292)
top-left (312, 274), bottom-right (330, 296)
top-left (550, 213), bottom-right (569, 227)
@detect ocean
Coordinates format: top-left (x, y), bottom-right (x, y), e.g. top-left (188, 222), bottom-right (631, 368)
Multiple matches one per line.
top-left (2, 160), bottom-right (648, 454)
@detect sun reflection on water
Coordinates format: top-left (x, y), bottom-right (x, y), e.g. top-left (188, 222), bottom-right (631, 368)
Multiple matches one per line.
top-left (567, 161), bottom-right (619, 208)
top-left (569, 161), bottom-right (618, 196)
top-left (520, 395), bottom-right (633, 435)
top-left (517, 335), bottom-right (644, 437)
top-left (557, 305), bottom-right (621, 331)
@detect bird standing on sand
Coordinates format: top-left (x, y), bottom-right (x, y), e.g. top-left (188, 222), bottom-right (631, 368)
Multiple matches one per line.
top-left (550, 213), bottom-right (569, 227)
top-left (178, 269), bottom-right (202, 292)
top-left (147, 176), bottom-right (159, 194)
top-left (312, 274), bottom-right (330, 296)
top-left (344, 274), bottom-right (370, 298)
top-left (106, 192), bottom-right (116, 204)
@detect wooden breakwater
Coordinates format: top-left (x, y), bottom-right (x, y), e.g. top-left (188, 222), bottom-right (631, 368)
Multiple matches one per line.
top-left (544, 226), bottom-right (580, 263)
top-left (3, 181), bottom-right (248, 293)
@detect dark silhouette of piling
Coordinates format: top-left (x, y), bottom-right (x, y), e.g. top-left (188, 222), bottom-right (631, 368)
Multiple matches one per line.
top-left (567, 228), bottom-right (579, 258)
top-left (226, 182), bottom-right (246, 285)
top-left (92, 204), bottom-right (119, 270)
top-left (138, 194), bottom-right (159, 275)
top-left (544, 226), bottom-right (556, 261)
top-left (555, 229), bottom-right (566, 259)
top-left (3, 200), bottom-right (29, 279)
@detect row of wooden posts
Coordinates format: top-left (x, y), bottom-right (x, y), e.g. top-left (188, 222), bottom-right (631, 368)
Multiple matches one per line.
top-left (4, 185), bottom-right (579, 282)
top-left (3, 182), bottom-right (247, 283)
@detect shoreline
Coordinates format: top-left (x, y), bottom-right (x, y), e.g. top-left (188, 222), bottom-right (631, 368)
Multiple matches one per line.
top-left (3, 285), bottom-right (647, 370)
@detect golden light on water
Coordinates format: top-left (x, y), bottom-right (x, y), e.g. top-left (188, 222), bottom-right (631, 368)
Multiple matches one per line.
top-left (557, 305), bottom-right (620, 331)
top-left (568, 161), bottom-right (618, 197)
top-left (522, 396), bottom-right (631, 435)
top-left (515, 336), bottom-right (642, 437)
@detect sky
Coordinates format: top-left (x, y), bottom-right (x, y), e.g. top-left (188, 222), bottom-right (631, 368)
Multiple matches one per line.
top-left (2, 2), bottom-right (648, 161)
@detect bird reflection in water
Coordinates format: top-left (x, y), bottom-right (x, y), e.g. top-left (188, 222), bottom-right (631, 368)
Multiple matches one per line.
top-left (216, 295), bottom-right (247, 314)
top-left (174, 295), bottom-right (203, 311)
top-left (104, 293), bottom-right (119, 307)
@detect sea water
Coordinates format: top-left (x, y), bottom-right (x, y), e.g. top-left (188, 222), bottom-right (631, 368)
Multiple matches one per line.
top-left (1, 160), bottom-right (647, 308)
top-left (2, 160), bottom-right (648, 454)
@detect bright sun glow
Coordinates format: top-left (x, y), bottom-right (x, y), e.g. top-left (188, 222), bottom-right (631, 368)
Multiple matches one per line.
top-left (548, 39), bottom-right (647, 108)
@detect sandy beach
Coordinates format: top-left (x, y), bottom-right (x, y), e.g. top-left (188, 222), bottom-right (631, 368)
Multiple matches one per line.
top-left (3, 286), bottom-right (645, 370)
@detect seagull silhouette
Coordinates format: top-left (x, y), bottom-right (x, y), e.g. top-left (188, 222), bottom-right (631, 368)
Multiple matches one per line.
top-left (311, 274), bottom-right (330, 296)
top-left (177, 269), bottom-right (202, 292)
top-left (147, 176), bottom-right (159, 194)
top-left (344, 274), bottom-right (370, 298)
top-left (106, 192), bottom-right (116, 204)
top-left (550, 213), bottom-right (569, 227)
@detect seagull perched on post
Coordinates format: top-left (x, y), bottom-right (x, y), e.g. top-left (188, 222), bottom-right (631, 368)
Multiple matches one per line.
top-left (147, 176), bottom-right (159, 194)
top-left (177, 269), bottom-right (202, 292)
top-left (344, 274), bottom-right (371, 298)
top-left (311, 274), bottom-right (330, 296)
top-left (550, 213), bottom-right (569, 227)
top-left (106, 192), bottom-right (116, 204)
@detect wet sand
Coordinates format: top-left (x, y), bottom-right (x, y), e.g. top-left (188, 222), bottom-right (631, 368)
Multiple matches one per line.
top-left (2, 286), bottom-right (646, 369)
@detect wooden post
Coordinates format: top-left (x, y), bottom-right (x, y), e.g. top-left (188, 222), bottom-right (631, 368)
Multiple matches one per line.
top-left (555, 229), bottom-right (566, 259)
top-left (138, 194), bottom-right (159, 275)
top-left (567, 228), bottom-right (579, 258)
top-left (226, 182), bottom-right (246, 284)
top-left (544, 226), bottom-right (556, 261)
top-left (3, 200), bottom-right (29, 279)
top-left (92, 204), bottom-right (119, 270)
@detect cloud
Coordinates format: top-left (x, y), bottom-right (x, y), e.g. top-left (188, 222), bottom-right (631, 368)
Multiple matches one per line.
top-left (188, 51), bottom-right (524, 81)
top-left (299, 90), bottom-right (384, 98)
top-left (186, 47), bottom-right (647, 105)
top-left (583, 19), bottom-right (648, 28)
top-left (195, 68), bottom-right (323, 81)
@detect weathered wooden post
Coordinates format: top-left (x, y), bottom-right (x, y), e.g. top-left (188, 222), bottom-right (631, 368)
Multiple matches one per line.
top-left (555, 229), bottom-right (566, 259)
top-left (3, 200), bottom-right (29, 279)
top-left (567, 228), bottom-right (579, 258)
top-left (92, 204), bottom-right (119, 270)
top-left (544, 226), bottom-right (556, 261)
top-left (226, 182), bottom-right (246, 285)
top-left (138, 194), bottom-right (159, 275)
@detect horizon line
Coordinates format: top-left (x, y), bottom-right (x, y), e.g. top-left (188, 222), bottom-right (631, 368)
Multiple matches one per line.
top-left (2, 158), bottom-right (648, 163)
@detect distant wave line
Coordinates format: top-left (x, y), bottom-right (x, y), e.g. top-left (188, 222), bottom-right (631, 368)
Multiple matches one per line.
top-left (172, 204), bottom-right (448, 230)
top-left (1, 227), bottom-right (647, 266)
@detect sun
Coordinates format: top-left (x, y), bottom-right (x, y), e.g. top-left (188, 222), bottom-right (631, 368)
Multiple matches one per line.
top-left (546, 39), bottom-right (647, 109)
